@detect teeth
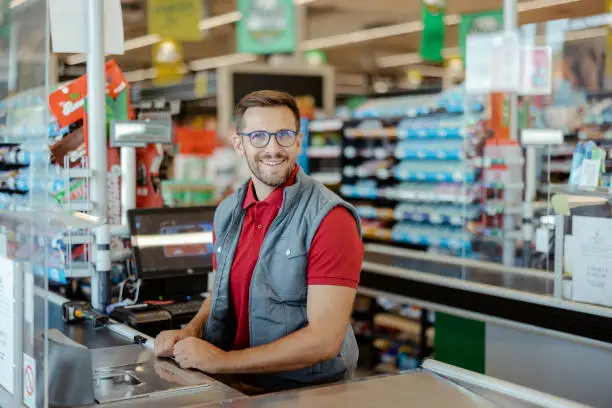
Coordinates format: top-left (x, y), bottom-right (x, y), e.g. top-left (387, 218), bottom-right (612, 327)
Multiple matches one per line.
top-left (262, 160), bottom-right (282, 166)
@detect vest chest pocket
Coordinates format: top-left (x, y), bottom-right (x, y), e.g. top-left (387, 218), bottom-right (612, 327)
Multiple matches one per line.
top-left (267, 238), bottom-right (308, 300)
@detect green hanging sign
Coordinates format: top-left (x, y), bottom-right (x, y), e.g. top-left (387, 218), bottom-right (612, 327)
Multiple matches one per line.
top-left (419, 0), bottom-right (446, 63)
top-left (237, 0), bottom-right (296, 55)
top-left (459, 9), bottom-right (504, 62)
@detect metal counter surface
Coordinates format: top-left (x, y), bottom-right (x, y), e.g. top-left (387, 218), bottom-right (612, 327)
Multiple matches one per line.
top-left (41, 292), bottom-right (244, 407)
top-left (192, 371), bottom-right (498, 408)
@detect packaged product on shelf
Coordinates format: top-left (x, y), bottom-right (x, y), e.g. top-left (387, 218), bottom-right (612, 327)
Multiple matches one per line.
top-left (50, 127), bottom-right (86, 168)
top-left (48, 59), bottom-right (128, 128)
top-left (52, 179), bottom-right (87, 206)
top-left (568, 140), bottom-right (607, 187)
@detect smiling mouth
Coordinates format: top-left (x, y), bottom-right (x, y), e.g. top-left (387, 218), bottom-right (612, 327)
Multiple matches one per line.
top-left (260, 159), bottom-right (285, 167)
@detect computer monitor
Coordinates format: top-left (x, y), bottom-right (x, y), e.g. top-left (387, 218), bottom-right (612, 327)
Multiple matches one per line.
top-left (128, 207), bottom-right (215, 300)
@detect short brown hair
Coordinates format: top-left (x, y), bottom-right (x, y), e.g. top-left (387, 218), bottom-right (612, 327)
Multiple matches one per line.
top-left (235, 90), bottom-right (300, 132)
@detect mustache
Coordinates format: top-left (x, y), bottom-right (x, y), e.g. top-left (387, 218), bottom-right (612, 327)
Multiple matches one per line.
top-left (255, 152), bottom-right (288, 160)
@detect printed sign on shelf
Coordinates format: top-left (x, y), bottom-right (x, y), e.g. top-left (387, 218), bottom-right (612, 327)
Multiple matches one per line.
top-left (23, 353), bottom-right (36, 408)
top-left (237, 0), bottom-right (295, 55)
top-left (147, 0), bottom-right (202, 41)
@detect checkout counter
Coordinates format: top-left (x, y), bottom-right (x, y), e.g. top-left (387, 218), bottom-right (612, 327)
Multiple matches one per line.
top-left (17, 206), bottom-right (599, 407)
top-left (359, 243), bottom-right (612, 407)
top-left (43, 289), bottom-right (588, 408)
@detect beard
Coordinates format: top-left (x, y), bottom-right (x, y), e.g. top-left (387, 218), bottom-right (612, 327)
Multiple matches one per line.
top-left (245, 150), bottom-right (295, 188)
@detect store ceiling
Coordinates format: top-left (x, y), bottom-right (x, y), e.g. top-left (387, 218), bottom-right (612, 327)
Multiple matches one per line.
top-left (59, 0), bottom-right (607, 84)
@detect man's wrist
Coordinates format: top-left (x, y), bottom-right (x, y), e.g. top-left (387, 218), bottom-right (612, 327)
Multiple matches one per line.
top-left (183, 324), bottom-right (203, 338)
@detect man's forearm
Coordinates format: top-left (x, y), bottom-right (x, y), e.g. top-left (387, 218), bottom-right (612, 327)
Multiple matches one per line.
top-left (218, 326), bottom-right (338, 374)
top-left (184, 296), bottom-right (212, 337)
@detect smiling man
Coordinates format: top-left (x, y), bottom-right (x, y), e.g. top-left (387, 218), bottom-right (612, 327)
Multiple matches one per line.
top-left (154, 90), bottom-right (364, 393)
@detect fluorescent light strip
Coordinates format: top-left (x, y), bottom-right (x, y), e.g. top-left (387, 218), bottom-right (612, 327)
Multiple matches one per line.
top-left (378, 47), bottom-right (460, 69)
top-left (66, 33), bottom-right (162, 66)
top-left (198, 11), bottom-right (241, 31)
top-left (123, 65), bottom-right (189, 83)
top-left (190, 53), bottom-right (258, 71)
top-left (302, 0), bottom-right (580, 51)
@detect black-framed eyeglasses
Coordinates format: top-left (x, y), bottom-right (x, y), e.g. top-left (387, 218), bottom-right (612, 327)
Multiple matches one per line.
top-left (238, 129), bottom-right (298, 148)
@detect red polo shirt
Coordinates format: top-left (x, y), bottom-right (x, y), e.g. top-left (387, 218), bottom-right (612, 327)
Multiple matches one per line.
top-left (213, 166), bottom-right (363, 350)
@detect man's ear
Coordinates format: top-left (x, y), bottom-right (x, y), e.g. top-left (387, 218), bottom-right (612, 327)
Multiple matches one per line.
top-left (296, 132), bottom-right (303, 151)
top-left (232, 134), bottom-right (245, 156)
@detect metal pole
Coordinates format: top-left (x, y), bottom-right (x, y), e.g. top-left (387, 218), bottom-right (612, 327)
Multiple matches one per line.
top-left (553, 215), bottom-right (565, 298)
top-left (293, 4), bottom-right (307, 63)
top-left (502, 0), bottom-right (518, 266)
top-left (522, 146), bottom-right (537, 266)
top-left (87, 0), bottom-right (110, 311)
top-left (120, 147), bottom-right (137, 226)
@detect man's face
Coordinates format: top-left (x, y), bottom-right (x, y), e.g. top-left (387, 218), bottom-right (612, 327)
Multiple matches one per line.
top-left (234, 106), bottom-right (301, 189)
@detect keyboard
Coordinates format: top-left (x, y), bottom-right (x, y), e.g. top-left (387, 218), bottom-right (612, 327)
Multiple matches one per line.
top-left (161, 300), bottom-right (202, 316)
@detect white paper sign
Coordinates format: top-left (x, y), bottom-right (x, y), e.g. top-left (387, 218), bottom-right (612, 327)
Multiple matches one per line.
top-left (520, 46), bottom-right (552, 95)
top-left (23, 353), bottom-right (36, 408)
top-left (466, 31), bottom-right (521, 94)
top-left (572, 216), bottom-right (612, 307)
top-left (0, 256), bottom-right (14, 394)
top-left (49, 0), bottom-right (125, 54)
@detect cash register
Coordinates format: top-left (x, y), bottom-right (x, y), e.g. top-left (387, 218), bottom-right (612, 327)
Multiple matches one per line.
top-left (111, 206), bottom-right (215, 337)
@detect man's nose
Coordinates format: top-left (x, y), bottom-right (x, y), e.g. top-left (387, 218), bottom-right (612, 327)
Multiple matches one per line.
top-left (263, 134), bottom-right (283, 154)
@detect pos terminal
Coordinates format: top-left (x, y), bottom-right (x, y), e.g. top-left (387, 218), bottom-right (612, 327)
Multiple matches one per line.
top-left (111, 207), bottom-right (215, 336)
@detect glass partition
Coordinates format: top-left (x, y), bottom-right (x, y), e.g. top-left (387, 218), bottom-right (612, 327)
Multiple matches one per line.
top-left (0, 1), bottom-right (96, 406)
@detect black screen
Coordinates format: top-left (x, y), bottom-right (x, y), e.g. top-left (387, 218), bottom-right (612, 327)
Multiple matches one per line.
top-left (232, 72), bottom-right (325, 108)
top-left (130, 207), bottom-right (215, 279)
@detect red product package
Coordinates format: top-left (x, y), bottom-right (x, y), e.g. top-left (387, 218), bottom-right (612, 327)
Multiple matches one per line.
top-left (48, 60), bottom-right (129, 128)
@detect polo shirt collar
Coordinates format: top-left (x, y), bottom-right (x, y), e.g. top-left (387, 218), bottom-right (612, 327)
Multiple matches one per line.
top-left (242, 164), bottom-right (299, 210)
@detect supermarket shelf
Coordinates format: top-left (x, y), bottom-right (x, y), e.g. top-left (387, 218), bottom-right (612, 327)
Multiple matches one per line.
top-left (397, 126), bottom-right (466, 140)
top-left (384, 186), bottom-right (478, 204)
top-left (391, 230), bottom-right (471, 252)
top-left (0, 209), bottom-right (101, 229)
top-left (544, 161), bottom-right (572, 173)
top-left (394, 211), bottom-right (472, 226)
top-left (33, 261), bottom-right (91, 284)
top-left (393, 169), bottom-right (476, 183)
top-left (363, 227), bottom-right (393, 241)
top-left (307, 146), bottom-right (341, 158)
top-left (345, 127), bottom-right (397, 139)
top-left (308, 118), bottom-right (343, 133)
top-left (311, 172), bottom-right (342, 185)
top-left (357, 206), bottom-right (394, 221)
top-left (395, 148), bottom-right (463, 161)
top-left (540, 184), bottom-right (612, 198)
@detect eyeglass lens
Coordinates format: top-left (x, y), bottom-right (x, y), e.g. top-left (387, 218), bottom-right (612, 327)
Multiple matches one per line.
top-left (248, 130), bottom-right (297, 148)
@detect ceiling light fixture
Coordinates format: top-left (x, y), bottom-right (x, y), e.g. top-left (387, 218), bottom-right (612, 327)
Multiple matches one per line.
top-left (189, 53), bottom-right (258, 71)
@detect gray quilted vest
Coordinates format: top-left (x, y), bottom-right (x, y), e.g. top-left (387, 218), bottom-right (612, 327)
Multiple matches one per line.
top-left (204, 167), bottom-right (362, 391)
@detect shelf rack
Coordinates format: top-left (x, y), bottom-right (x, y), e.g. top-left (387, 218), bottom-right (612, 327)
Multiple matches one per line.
top-left (303, 117), bottom-right (343, 187)
top-left (339, 95), bottom-right (487, 255)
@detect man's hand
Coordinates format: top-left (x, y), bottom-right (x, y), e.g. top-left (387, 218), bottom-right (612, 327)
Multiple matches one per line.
top-left (173, 337), bottom-right (228, 374)
top-left (154, 329), bottom-right (191, 358)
